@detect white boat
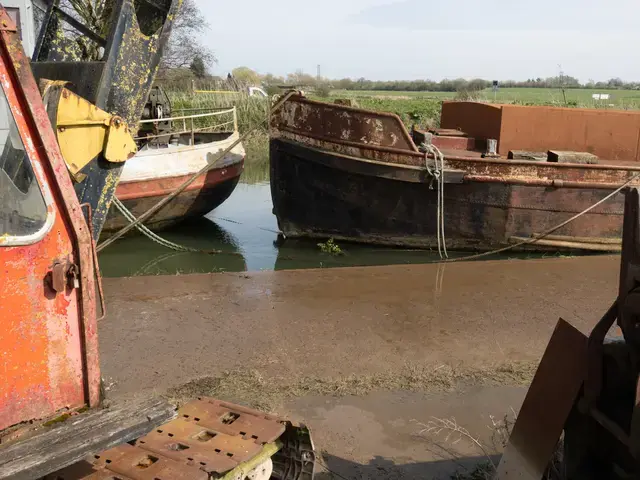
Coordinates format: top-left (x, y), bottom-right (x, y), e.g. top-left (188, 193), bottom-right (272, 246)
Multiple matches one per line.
top-left (103, 107), bottom-right (245, 233)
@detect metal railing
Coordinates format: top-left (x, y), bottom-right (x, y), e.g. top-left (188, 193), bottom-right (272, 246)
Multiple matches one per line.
top-left (135, 107), bottom-right (238, 145)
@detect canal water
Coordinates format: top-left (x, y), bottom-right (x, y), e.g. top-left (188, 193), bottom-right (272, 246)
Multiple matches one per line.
top-left (98, 181), bottom-right (467, 277)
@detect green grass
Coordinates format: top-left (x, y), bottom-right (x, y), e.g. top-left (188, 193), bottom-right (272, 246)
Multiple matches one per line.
top-left (322, 87), bottom-right (640, 131)
top-left (331, 89), bottom-right (454, 99)
top-left (331, 87), bottom-right (640, 107)
top-left (329, 95), bottom-right (442, 129)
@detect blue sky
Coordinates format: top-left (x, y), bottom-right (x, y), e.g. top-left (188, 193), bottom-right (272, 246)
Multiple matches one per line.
top-left (195, 0), bottom-right (640, 82)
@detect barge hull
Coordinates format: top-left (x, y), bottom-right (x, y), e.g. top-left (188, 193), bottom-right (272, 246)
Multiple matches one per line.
top-left (270, 138), bottom-right (623, 252)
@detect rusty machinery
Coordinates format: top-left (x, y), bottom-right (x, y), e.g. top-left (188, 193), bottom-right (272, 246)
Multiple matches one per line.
top-left (31, 0), bottom-right (179, 240)
top-left (138, 85), bottom-right (173, 145)
top-left (0, 3), bottom-right (315, 479)
top-left (497, 187), bottom-right (640, 479)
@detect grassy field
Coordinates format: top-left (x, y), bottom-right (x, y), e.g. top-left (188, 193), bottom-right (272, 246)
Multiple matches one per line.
top-left (331, 87), bottom-right (640, 108)
top-left (165, 86), bottom-right (640, 183)
top-left (325, 87), bottom-right (640, 133)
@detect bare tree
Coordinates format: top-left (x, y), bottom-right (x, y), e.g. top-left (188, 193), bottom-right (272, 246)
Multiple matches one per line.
top-left (50, 0), bottom-right (214, 70)
top-left (161, 0), bottom-right (215, 71)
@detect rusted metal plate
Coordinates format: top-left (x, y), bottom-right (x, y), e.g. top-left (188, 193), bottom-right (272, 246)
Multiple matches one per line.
top-left (432, 128), bottom-right (468, 137)
top-left (49, 463), bottom-right (136, 480)
top-left (94, 444), bottom-right (207, 480)
top-left (81, 471), bottom-right (134, 480)
top-left (135, 418), bottom-right (259, 474)
top-left (441, 101), bottom-right (640, 161)
top-left (48, 398), bottom-right (288, 480)
top-left (179, 398), bottom-right (286, 445)
top-left (496, 319), bottom-right (588, 479)
top-left (431, 134), bottom-right (477, 151)
top-left (271, 95), bottom-right (419, 152)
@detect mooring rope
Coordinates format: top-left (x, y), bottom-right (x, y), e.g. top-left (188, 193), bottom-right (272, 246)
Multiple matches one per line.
top-left (422, 142), bottom-right (448, 259)
top-left (433, 172), bottom-right (640, 264)
top-left (110, 196), bottom-right (228, 254)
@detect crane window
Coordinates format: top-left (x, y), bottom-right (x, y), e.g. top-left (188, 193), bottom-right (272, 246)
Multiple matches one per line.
top-left (0, 85), bottom-right (48, 239)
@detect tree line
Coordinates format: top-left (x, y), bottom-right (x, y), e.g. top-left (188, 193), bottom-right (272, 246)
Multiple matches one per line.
top-left (193, 67), bottom-right (640, 93)
top-left (258, 74), bottom-right (640, 92)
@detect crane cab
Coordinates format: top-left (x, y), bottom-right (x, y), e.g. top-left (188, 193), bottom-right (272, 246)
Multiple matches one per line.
top-left (0, 5), bottom-right (100, 437)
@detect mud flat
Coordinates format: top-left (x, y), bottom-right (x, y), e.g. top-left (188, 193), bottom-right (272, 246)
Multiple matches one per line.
top-left (100, 255), bottom-right (618, 478)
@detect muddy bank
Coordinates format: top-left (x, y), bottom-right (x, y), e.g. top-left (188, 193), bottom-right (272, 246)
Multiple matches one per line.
top-left (100, 255), bottom-right (616, 401)
top-left (283, 386), bottom-right (525, 479)
top-left (98, 255), bottom-right (617, 479)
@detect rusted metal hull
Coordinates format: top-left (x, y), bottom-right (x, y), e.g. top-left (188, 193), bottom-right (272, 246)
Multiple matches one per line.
top-left (271, 138), bottom-right (626, 251)
top-left (102, 165), bottom-right (243, 233)
top-left (270, 95), bottom-right (640, 252)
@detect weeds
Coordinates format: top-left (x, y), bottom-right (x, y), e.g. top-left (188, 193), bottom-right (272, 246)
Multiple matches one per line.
top-left (328, 95), bottom-right (442, 130)
top-left (318, 238), bottom-right (344, 255)
top-left (416, 412), bottom-right (563, 480)
top-left (168, 91), bottom-right (270, 134)
top-left (167, 361), bottom-right (537, 413)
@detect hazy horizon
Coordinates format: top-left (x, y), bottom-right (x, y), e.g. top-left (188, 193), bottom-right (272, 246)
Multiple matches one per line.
top-left (195, 0), bottom-right (640, 83)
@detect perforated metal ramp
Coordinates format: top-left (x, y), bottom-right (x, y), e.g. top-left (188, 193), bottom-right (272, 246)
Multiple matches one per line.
top-left (48, 398), bottom-right (315, 480)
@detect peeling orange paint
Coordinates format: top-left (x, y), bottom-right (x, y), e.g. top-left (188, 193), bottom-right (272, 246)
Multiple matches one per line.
top-left (0, 15), bottom-right (99, 433)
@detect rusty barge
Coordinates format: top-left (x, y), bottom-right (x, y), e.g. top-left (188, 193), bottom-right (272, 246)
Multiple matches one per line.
top-left (270, 95), bottom-right (640, 252)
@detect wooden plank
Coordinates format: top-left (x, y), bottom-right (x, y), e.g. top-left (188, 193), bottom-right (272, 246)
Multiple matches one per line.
top-left (508, 150), bottom-right (548, 161)
top-left (0, 397), bottom-right (176, 480)
top-left (547, 150), bottom-right (599, 164)
top-left (496, 319), bottom-right (587, 479)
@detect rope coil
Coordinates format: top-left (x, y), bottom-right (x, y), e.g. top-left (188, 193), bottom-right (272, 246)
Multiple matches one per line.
top-left (422, 142), bottom-right (448, 259)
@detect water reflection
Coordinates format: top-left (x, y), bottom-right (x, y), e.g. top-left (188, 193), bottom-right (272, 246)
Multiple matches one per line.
top-left (98, 181), bottom-right (577, 277)
top-left (98, 216), bottom-right (247, 277)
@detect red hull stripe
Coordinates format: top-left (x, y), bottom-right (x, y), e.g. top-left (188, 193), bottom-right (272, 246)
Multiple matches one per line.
top-left (116, 161), bottom-right (244, 200)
